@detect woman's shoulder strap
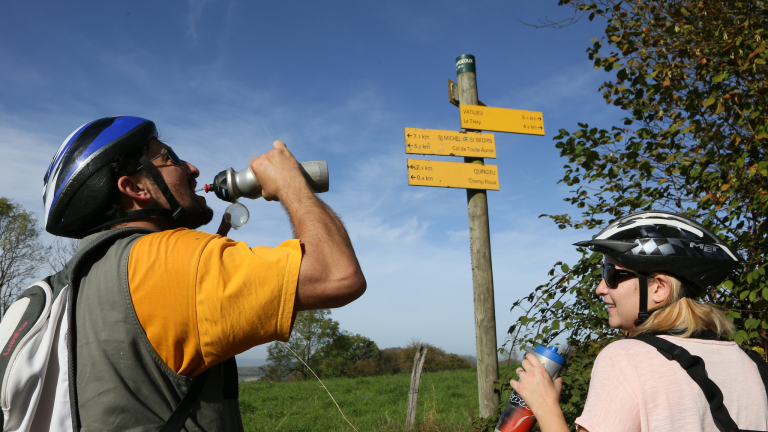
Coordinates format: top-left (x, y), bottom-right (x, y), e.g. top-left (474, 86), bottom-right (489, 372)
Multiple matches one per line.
top-left (631, 334), bottom-right (743, 432)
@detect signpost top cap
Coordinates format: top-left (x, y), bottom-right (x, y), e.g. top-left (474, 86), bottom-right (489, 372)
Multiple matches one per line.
top-left (456, 54), bottom-right (475, 74)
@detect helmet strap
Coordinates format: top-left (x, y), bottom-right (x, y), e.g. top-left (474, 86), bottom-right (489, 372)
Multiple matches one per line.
top-left (87, 208), bottom-right (175, 233)
top-left (138, 155), bottom-right (185, 220)
top-left (83, 156), bottom-right (185, 234)
top-left (635, 275), bottom-right (652, 326)
top-left (679, 282), bottom-right (697, 299)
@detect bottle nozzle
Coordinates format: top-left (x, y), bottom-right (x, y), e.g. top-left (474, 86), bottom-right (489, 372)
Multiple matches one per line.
top-left (203, 184), bottom-right (212, 193)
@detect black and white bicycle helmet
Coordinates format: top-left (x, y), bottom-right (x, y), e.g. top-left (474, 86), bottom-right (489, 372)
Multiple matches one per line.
top-left (575, 211), bottom-right (742, 324)
top-left (43, 116), bottom-right (184, 238)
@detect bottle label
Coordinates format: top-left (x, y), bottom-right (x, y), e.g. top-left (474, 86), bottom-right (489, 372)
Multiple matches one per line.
top-left (495, 392), bottom-right (536, 432)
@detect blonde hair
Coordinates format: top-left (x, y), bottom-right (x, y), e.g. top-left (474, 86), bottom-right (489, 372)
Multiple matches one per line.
top-left (633, 274), bottom-right (735, 338)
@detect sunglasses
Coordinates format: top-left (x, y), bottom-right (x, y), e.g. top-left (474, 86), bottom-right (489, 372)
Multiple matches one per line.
top-left (148, 147), bottom-right (183, 167)
top-left (602, 263), bottom-right (639, 288)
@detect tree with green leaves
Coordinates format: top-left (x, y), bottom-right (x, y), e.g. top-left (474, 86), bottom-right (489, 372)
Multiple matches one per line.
top-left (260, 309), bottom-right (382, 380)
top-left (478, 0), bottom-right (768, 429)
top-left (260, 309), bottom-right (340, 381)
top-left (0, 198), bottom-right (47, 318)
top-left (317, 332), bottom-right (379, 378)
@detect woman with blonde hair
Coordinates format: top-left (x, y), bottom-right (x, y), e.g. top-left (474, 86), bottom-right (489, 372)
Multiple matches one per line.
top-left (511, 211), bottom-right (768, 432)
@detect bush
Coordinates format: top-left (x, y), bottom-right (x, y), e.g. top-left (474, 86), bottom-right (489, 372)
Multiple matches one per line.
top-left (443, 353), bottom-right (472, 371)
top-left (398, 341), bottom-right (471, 373)
top-left (343, 359), bottom-right (381, 378)
top-left (376, 348), bottom-right (402, 375)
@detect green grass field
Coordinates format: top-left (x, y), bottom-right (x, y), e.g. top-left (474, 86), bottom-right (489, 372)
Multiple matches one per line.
top-left (238, 368), bottom-right (483, 431)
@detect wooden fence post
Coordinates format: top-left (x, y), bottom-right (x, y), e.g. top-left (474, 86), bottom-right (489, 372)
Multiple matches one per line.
top-left (405, 345), bottom-right (428, 430)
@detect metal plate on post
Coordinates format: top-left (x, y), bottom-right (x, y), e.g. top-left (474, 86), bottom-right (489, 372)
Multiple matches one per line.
top-left (407, 158), bottom-right (499, 190)
top-left (448, 79), bottom-right (485, 107)
top-left (405, 128), bottom-right (496, 158)
top-left (459, 104), bottom-right (544, 135)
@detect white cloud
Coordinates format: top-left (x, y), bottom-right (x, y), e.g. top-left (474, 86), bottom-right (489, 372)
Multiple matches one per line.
top-left (447, 229), bottom-right (469, 242)
top-left (349, 216), bottom-right (429, 244)
top-left (0, 121), bottom-right (62, 215)
top-left (186, 0), bottom-right (215, 41)
top-left (499, 65), bottom-right (603, 112)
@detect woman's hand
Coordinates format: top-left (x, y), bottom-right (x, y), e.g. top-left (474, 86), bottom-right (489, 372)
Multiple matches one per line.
top-left (509, 353), bottom-right (564, 418)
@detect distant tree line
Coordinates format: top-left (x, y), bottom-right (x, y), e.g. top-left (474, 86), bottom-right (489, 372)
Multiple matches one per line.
top-left (259, 310), bottom-right (473, 381)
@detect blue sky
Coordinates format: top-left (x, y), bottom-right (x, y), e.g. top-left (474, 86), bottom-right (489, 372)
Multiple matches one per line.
top-left (0, 1), bottom-right (623, 360)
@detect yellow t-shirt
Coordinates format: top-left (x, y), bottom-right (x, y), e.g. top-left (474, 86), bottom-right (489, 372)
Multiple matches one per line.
top-left (127, 228), bottom-right (301, 377)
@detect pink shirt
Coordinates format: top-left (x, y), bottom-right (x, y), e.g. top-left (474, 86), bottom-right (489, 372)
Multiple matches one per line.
top-left (575, 336), bottom-right (768, 432)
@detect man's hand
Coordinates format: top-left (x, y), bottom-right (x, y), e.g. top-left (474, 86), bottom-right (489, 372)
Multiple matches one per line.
top-left (249, 141), bottom-right (311, 202)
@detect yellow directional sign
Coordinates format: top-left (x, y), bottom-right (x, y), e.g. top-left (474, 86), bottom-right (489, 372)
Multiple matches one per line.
top-left (404, 128), bottom-right (496, 158)
top-left (459, 104), bottom-right (545, 135)
top-left (407, 159), bottom-right (499, 190)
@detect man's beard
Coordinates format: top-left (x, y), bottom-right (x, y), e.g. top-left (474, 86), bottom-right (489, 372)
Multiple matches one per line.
top-left (176, 197), bottom-right (214, 230)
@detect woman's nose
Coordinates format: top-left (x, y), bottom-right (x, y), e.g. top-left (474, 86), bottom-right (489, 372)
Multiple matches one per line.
top-left (595, 278), bottom-right (609, 296)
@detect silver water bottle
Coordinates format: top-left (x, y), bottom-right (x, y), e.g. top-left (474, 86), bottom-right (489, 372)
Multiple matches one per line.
top-left (204, 161), bottom-right (329, 203)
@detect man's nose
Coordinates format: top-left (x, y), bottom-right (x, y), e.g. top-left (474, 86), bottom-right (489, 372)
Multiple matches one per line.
top-left (184, 160), bottom-right (200, 178)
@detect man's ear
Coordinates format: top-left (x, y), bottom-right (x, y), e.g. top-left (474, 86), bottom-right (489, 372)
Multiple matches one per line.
top-left (117, 175), bottom-right (153, 203)
top-left (650, 274), bottom-right (671, 305)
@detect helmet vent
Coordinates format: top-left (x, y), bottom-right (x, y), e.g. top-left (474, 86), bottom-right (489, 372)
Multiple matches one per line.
top-left (657, 225), bottom-right (684, 238)
top-left (611, 228), bottom-right (644, 241)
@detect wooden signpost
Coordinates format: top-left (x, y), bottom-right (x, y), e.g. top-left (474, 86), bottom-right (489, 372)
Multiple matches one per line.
top-left (403, 54), bottom-right (545, 418)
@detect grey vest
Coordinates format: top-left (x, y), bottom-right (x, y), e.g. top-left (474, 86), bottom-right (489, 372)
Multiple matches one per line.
top-left (57, 228), bottom-right (243, 431)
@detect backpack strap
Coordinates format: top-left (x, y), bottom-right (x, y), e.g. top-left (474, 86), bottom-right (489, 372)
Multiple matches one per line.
top-left (0, 280), bottom-right (55, 432)
top-left (0, 283), bottom-right (52, 374)
top-left (222, 356), bottom-right (239, 400)
top-left (159, 369), bottom-right (211, 432)
top-left (632, 334), bottom-right (741, 432)
top-left (160, 355), bottom-right (238, 432)
top-left (64, 227), bottom-right (159, 431)
top-left (62, 227), bottom-right (213, 431)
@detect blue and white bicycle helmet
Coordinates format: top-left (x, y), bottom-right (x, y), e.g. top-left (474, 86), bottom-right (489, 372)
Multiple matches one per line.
top-left (575, 211), bottom-right (742, 325)
top-left (43, 116), bottom-right (184, 238)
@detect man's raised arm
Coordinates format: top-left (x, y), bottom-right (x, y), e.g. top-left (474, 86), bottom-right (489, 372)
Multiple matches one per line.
top-left (249, 141), bottom-right (366, 311)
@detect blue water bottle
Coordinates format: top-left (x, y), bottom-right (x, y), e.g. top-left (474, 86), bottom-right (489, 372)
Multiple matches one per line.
top-left (494, 346), bottom-right (566, 432)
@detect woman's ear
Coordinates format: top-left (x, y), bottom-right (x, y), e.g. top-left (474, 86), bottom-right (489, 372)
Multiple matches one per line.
top-left (117, 175), bottom-right (153, 204)
top-left (650, 274), bottom-right (671, 305)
